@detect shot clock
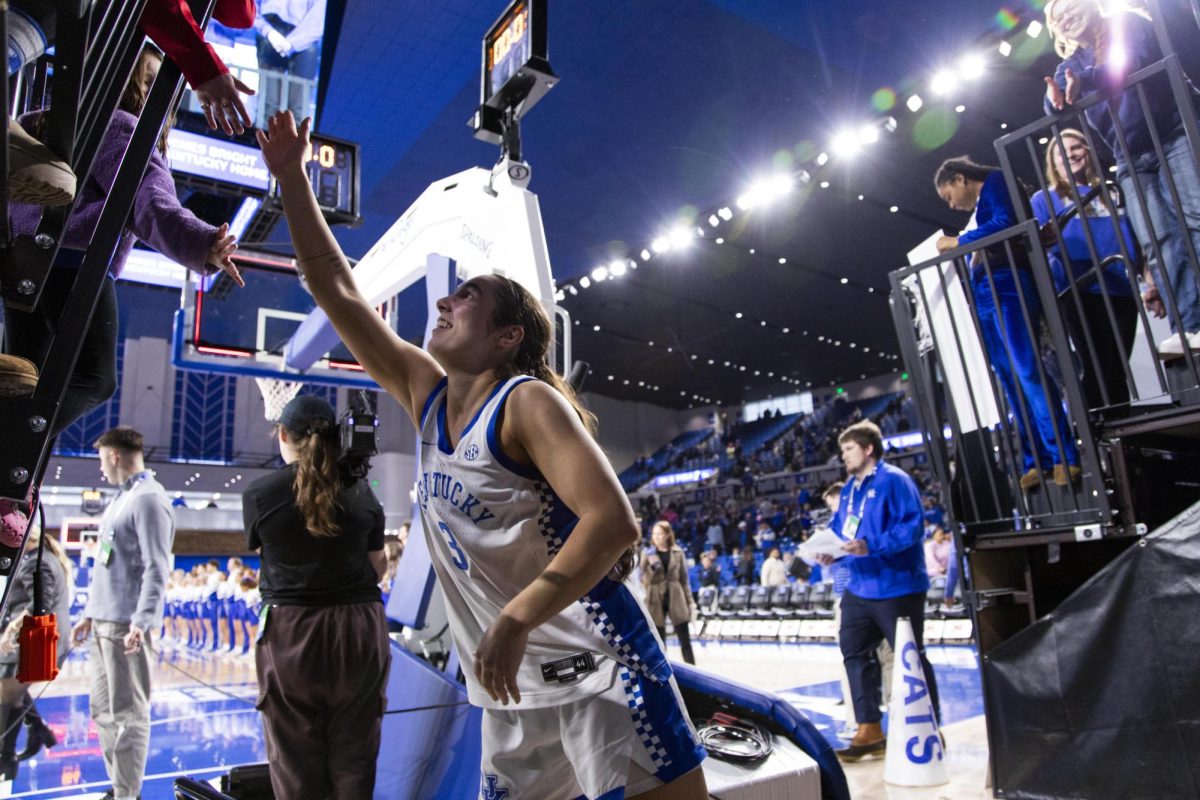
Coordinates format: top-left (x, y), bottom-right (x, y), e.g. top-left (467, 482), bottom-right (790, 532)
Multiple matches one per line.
top-left (472, 0), bottom-right (556, 147)
top-left (267, 132), bottom-right (361, 226)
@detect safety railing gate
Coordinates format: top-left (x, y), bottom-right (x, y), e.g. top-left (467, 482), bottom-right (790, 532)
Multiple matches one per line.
top-left (0, 0), bottom-right (219, 602)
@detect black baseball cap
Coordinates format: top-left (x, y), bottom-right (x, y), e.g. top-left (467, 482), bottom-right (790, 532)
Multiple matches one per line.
top-left (279, 395), bottom-right (336, 432)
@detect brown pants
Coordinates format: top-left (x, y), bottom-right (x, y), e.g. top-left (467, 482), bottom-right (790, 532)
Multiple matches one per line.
top-left (256, 602), bottom-right (391, 800)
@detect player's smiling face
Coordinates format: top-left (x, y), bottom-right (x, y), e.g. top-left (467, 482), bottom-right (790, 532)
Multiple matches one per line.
top-left (430, 276), bottom-right (509, 368)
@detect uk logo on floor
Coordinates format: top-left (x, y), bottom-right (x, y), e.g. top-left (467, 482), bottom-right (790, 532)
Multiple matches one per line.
top-left (481, 773), bottom-right (510, 799)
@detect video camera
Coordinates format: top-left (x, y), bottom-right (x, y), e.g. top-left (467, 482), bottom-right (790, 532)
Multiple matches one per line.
top-left (339, 390), bottom-right (379, 479)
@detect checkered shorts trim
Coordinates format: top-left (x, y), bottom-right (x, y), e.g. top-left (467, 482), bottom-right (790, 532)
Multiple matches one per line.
top-left (535, 480), bottom-right (564, 557)
top-left (580, 598), bottom-right (655, 681)
top-left (620, 666), bottom-right (673, 770)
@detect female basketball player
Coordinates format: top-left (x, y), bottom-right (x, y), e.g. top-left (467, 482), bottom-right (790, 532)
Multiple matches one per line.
top-left (257, 111), bottom-right (707, 800)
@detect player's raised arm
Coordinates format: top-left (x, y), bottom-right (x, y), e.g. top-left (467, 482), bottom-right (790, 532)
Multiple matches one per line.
top-left (256, 110), bottom-right (442, 424)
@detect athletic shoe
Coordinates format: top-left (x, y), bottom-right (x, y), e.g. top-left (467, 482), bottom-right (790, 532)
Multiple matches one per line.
top-left (0, 355), bottom-right (38, 397)
top-left (7, 119), bottom-right (76, 207)
top-left (1157, 331), bottom-right (1200, 360)
top-left (0, 500), bottom-right (29, 549)
top-left (1053, 464), bottom-right (1081, 487)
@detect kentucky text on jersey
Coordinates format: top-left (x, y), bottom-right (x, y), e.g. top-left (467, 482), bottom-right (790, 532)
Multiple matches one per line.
top-left (416, 470), bottom-right (497, 525)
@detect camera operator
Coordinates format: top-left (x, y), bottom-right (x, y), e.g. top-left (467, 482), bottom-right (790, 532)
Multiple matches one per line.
top-left (242, 395), bottom-right (389, 799)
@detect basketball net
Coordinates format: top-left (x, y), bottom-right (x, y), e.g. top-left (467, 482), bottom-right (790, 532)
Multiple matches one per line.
top-left (255, 376), bottom-right (305, 422)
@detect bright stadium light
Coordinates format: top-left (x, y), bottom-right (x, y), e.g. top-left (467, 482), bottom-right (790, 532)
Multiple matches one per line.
top-left (931, 69), bottom-right (957, 96)
top-left (651, 236), bottom-right (670, 253)
top-left (998, 40), bottom-right (1013, 57)
top-left (906, 94), bottom-right (924, 112)
top-left (668, 225), bottom-right (693, 250)
top-left (959, 53), bottom-right (986, 79)
top-left (591, 265), bottom-right (608, 282)
top-left (717, 206), bottom-right (733, 221)
top-left (609, 259), bottom-right (628, 277)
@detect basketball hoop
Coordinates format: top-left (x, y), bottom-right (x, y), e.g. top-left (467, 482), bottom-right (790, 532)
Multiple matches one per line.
top-left (255, 377), bottom-right (305, 422)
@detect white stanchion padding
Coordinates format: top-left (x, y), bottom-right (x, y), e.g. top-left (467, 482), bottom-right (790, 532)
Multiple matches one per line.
top-left (884, 616), bottom-right (948, 787)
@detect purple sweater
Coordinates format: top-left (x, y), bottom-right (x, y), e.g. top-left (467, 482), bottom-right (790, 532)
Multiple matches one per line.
top-left (11, 110), bottom-right (217, 278)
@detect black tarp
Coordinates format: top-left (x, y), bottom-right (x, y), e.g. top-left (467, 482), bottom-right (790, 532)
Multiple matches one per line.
top-left (985, 500), bottom-right (1200, 799)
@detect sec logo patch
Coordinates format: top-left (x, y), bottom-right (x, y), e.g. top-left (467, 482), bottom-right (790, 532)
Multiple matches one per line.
top-left (464, 444), bottom-right (480, 461)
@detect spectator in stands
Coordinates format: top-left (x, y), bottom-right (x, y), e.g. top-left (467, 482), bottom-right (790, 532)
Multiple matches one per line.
top-left (818, 421), bottom-right (936, 761)
top-left (754, 518), bottom-right (777, 550)
top-left (1032, 127), bottom-right (1162, 407)
top-left (639, 522), bottom-right (697, 665)
top-left (935, 156), bottom-right (1081, 491)
top-left (925, 525), bottom-right (952, 578)
top-left (242, 395), bottom-right (390, 797)
top-left (697, 551), bottom-right (722, 588)
top-left (734, 545), bottom-right (756, 586)
top-left (0, 44), bottom-right (247, 546)
top-left (922, 496), bottom-right (946, 531)
top-left (760, 547), bottom-right (787, 587)
top-left (704, 517), bottom-right (725, 555)
top-left (1044, 0), bottom-right (1200, 357)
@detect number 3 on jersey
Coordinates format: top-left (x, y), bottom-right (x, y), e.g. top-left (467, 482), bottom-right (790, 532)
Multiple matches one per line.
top-left (437, 521), bottom-right (469, 571)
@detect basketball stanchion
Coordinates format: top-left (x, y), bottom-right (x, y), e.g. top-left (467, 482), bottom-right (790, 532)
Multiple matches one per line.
top-left (883, 616), bottom-right (948, 787)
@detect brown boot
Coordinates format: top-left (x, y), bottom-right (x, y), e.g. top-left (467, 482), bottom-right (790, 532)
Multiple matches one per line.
top-left (1053, 463), bottom-right (1081, 486)
top-left (0, 355), bottom-right (38, 397)
top-left (1019, 467), bottom-right (1042, 491)
top-left (836, 721), bottom-right (886, 762)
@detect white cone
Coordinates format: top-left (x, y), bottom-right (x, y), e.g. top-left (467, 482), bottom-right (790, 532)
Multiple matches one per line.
top-left (883, 616), bottom-right (948, 787)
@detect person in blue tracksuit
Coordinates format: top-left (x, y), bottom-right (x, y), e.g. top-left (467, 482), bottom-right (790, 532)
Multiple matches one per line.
top-left (816, 421), bottom-right (940, 761)
top-left (934, 156), bottom-right (1080, 491)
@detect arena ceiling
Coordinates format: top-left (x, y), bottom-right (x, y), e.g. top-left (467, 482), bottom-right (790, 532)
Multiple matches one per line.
top-left (283, 0), bottom-right (1074, 409)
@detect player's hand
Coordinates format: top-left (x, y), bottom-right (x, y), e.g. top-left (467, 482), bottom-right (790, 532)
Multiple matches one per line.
top-left (266, 28), bottom-right (293, 57)
top-left (814, 553), bottom-right (836, 566)
top-left (71, 617), bottom-right (92, 645)
top-left (208, 223), bottom-right (244, 287)
top-left (124, 624), bottom-right (145, 655)
top-left (474, 613), bottom-right (528, 706)
top-left (842, 539), bottom-right (869, 557)
top-left (935, 235), bottom-right (959, 254)
top-left (256, 111), bottom-right (311, 179)
top-left (195, 73), bottom-right (255, 136)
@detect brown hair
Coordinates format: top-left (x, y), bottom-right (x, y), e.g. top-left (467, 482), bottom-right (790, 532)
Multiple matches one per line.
top-left (25, 524), bottom-right (73, 585)
top-left (94, 426), bottom-right (144, 454)
top-left (279, 418), bottom-right (344, 538)
top-left (487, 277), bottom-right (636, 576)
top-left (838, 421), bottom-right (884, 460)
top-left (28, 45), bottom-right (171, 156)
top-left (822, 481), bottom-right (846, 500)
top-left (651, 520), bottom-right (676, 548)
top-left (1044, 128), bottom-right (1100, 201)
top-left (490, 277), bottom-right (598, 435)
top-left (121, 45), bottom-right (172, 156)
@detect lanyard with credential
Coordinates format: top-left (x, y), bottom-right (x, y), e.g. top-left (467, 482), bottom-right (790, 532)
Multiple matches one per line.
top-left (842, 462), bottom-right (880, 540)
top-left (97, 473), bottom-right (149, 567)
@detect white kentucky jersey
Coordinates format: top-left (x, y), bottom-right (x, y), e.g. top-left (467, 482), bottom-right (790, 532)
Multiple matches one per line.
top-left (417, 375), bottom-right (672, 709)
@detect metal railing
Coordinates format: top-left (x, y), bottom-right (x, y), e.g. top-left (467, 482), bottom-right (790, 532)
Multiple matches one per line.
top-left (995, 54), bottom-right (1200, 413)
top-left (0, 0), bottom-right (218, 589)
top-left (889, 221), bottom-right (1113, 536)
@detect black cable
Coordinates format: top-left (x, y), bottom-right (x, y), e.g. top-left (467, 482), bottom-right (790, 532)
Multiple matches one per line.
top-left (694, 715), bottom-right (774, 764)
top-left (33, 493), bottom-right (46, 615)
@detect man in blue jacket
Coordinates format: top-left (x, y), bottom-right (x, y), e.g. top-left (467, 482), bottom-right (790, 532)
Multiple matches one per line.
top-left (817, 421), bottom-right (940, 760)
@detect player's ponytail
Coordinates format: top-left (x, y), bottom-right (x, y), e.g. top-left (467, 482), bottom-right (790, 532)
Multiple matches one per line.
top-left (491, 279), bottom-right (635, 579)
top-left (491, 277), bottom-right (598, 436)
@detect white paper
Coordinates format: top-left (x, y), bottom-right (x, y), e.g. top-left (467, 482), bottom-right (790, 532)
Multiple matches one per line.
top-left (798, 527), bottom-right (849, 561)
